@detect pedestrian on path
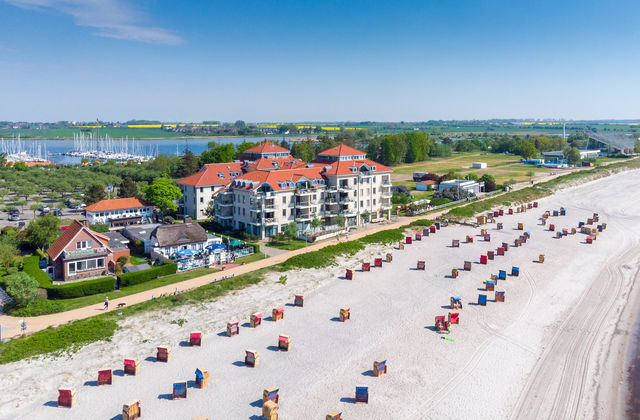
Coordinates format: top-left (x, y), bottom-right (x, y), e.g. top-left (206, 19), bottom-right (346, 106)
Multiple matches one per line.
top-left (346, 232), bottom-right (349, 241)
top-left (104, 297), bottom-right (109, 310)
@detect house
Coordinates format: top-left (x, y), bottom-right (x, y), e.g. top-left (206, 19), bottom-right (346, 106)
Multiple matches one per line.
top-left (84, 197), bottom-right (154, 227)
top-left (416, 180), bottom-right (437, 191)
top-left (46, 220), bottom-right (130, 281)
top-left (472, 162), bottom-right (487, 169)
top-left (438, 179), bottom-right (482, 196)
top-left (122, 224), bottom-right (161, 255)
top-left (149, 221), bottom-right (217, 259)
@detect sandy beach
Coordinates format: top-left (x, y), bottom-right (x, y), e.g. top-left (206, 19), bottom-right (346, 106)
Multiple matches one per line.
top-left (1, 170), bottom-right (639, 420)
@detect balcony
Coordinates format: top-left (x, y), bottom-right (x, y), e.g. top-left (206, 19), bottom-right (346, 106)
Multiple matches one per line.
top-left (63, 247), bottom-right (109, 260)
top-left (381, 191), bottom-right (393, 198)
top-left (295, 189), bottom-right (314, 196)
top-left (216, 214), bottom-right (233, 220)
top-left (216, 201), bottom-right (233, 207)
top-left (338, 185), bottom-right (353, 192)
top-left (263, 217), bottom-right (278, 225)
top-left (295, 200), bottom-right (315, 208)
top-left (296, 213), bottom-right (313, 221)
top-left (264, 202), bottom-right (276, 211)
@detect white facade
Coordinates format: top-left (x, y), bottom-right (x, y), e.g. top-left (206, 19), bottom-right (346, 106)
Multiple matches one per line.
top-left (472, 162), bottom-right (487, 169)
top-left (438, 179), bottom-right (481, 195)
top-left (86, 206), bottom-right (154, 226)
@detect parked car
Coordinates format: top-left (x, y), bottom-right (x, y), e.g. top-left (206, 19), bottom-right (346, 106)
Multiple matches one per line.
top-left (9, 213), bottom-right (20, 221)
top-left (18, 221), bottom-right (25, 228)
top-left (53, 209), bottom-right (62, 216)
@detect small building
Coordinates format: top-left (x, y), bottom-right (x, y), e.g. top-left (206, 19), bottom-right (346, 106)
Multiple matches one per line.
top-left (149, 221), bottom-right (217, 259)
top-left (542, 149), bottom-right (601, 161)
top-left (121, 224), bottom-right (160, 255)
top-left (416, 180), bottom-right (437, 191)
top-left (472, 162), bottom-right (487, 169)
top-left (84, 198), bottom-right (154, 227)
top-left (438, 179), bottom-right (481, 195)
top-left (46, 220), bottom-right (130, 281)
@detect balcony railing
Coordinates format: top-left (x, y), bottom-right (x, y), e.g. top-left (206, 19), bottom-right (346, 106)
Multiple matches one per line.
top-left (63, 247), bottom-right (108, 259)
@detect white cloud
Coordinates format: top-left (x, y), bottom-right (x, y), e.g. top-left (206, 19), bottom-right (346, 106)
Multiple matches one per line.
top-left (5, 0), bottom-right (185, 45)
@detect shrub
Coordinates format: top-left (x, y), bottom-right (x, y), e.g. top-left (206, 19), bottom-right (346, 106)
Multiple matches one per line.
top-left (47, 277), bottom-right (116, 299)
top-left (408, 219), bottom-right (434, 227)
top-left (5, 272), bottom-right (40, 307)
top-left (281, 241), bottom-right (364, 270)
top-left (4, 299), bottom-right (65, 316)
top-left (90, 224), bottom-right (110, 233)
top-left (118, 262), bottom-right (178, 287)
top-left (358, 228), bottom-right (404, 245)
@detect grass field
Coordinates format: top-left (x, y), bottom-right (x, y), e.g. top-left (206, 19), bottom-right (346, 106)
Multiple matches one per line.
top-left (267, 239), bottom-right (308, 251)
top-left (0, 127), bottom-right (183, 139)
top-left (234, 252), bottom-right (267, 264)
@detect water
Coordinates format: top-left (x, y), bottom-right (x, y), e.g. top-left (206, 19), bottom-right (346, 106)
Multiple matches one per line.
top-left (0, 136), bottom-right (293, 165)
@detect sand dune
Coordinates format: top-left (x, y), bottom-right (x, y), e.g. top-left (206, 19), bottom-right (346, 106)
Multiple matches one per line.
top-left (1, 170), bottom-right (639, 419)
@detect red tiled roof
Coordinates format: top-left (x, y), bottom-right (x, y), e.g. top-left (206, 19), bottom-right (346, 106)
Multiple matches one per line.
top-left (231, 167), bottom-right (325, 191)
top-left (244, 156), bottom-right (307, 171)
top-left (317, 144), bottom-right (366, 157)
top-left (176, 162), bottom-right (244, 187)
top-left (316, 159), bottom-right (392, 176)
top-left (46, 220), bottom-right (111, 260)
top-left (84, 197), bottom-right (149, 212)
top-left (243, 141), bottom-right (290, 155)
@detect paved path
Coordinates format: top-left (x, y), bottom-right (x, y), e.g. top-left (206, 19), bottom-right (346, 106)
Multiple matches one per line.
top-left (0, 165), bottom-right (614, 338)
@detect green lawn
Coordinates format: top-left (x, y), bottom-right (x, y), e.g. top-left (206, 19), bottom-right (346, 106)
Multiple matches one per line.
top-left (266, 239), bottom-right (308, 251)
top-left (234, 252), bottom-right (267, 264)
top-left (129, 256), bottom-right (148, 265)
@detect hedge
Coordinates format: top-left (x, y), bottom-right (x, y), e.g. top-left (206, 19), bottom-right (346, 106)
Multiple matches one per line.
top-left (22, 256), bottom-right (53, 289)
top-left (47, 277), bottom-right (116, 299)
top-left (118, 262), bottom-right (178, 287)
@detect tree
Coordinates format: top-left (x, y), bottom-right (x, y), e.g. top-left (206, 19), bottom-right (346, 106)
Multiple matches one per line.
top-left (361, 210), bottom-right (370, 223)
top-left (5, 272), bottom-right (39, 307)
top-left (143, 178), bottom-right (182, 214)
top-left (311, 217), bottom-right (322, 231)
top-left (204, 200), bottom-right (215, 220)
top-left (91, 224), bottom-right (110, 233)
top-left (334, 215), bottom-right (345, 228)
top-left (119, 177), bottom-right (138, 198)
top-left (25, 214), bottom-right (61, 250)
top-left (464, 173), bottom-right (479, 181)
top-left (634, 139), bottom-right (640, 154)
top-left (30, 203), bottom-right (41, 218)
top-left (85, 183), bottom-right (105, 205)
top-left (519, 141), bottom-right (538, 160)
top-left (284, 222), bottom-right (299, 243)
top-left (0, 242), bottom-right (19, 270)
top-left (200, 142), bottom-right (236, 165)
top-left (479, 174), bottom-right (497, 192)
top-left (566, 147), bottom-right (581, 164)
top-left (13, 161), bottom-right (27, 171)
top-left (173, 149), bottom-right (200, 178)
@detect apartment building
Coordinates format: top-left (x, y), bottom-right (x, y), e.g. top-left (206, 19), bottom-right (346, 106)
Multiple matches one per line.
top-left (212, 143), bottom-right (392, 239)
top-left (84, 197), bottom-right (154, 227)
top-left (177, 162), bottom-right (244, 219)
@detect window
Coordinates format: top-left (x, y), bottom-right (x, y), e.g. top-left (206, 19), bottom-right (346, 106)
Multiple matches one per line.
top-left (360, 201), bottom-right (364, 207)
top-left (374, 199), bottom-right (377, 205)
top-left (367, 200), bottom-right (370, 206)
top-left (76, 240), bottom-right (92, 249)
top-left (373, 176), bottom-right (377, 182)
top-left (242, 208), bottom-right (245, 216)
top-left (282, 209), bottom-right (286, 216)
top-left (373, 188), bottom-right (377, 194)
top-left (282, 196), bottom-right (286, 203)
top-left (200, 187), bottom-right (203, 193)
top-left (291, 209), bottom-right (295, 216)
top-left (200, 197), bottom-right (204, 203)
top-left (68, 262), bottom-right (76, 274)
top-left (242, 196), bottom-right (245, 203)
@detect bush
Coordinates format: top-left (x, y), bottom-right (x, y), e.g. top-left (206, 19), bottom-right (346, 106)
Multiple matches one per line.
top-left (118, 262), bottom-right (178, 287)
top-left (358, 228), bottom-right (404, 245)
top-left (4, 299), bottom-right (65, 316)
top-left (47, 277), bottom-right (116, 299)
top-left (90, 224), bottom-right (110, 233)
top-left (408, 219), bottom-right (434, 227)
top-left (280, 241), bottom-right (364, 270)
top-left (5, 272), bottom-right (39, 307)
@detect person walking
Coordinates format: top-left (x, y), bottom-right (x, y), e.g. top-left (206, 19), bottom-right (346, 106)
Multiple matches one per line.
top-left (104, 297), bottom-right (109, 310)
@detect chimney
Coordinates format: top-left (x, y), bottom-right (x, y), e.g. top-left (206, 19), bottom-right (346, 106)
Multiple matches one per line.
top-left (83, 220), bottom-right (90, 228)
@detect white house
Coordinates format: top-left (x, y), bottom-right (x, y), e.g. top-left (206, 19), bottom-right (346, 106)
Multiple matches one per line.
top-left (438, 179), bottom-right (481, 196)
top-left (472, 162), bottom-right (487, 169)
top-left (149, 221), bottom-right (218, 259)
top-left (84, 198), bottom-right (154, 227)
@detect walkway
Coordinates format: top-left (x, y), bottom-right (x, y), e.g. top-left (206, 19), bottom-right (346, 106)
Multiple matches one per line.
top-left (0, 165), bottom-right (614, 338)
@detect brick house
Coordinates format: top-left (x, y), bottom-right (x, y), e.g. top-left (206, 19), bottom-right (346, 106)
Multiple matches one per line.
top-left (46, 220), bottom-right (130, 281)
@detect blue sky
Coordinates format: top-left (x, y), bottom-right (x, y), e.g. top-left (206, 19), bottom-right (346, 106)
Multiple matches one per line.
top-left (1, 0), bottom-right (639, 122)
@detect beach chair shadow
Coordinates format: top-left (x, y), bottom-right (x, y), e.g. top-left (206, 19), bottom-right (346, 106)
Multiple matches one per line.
top-left (157, 393), bottom-right (173, 400)
top-left (108, 415), bottom-right (123, 420)
top-left (468, 302), bottom-right (479, 306)
top-left (217, 331), bottom-right (228, 337)
top-left (361, 370), bottom-right (376, 377)
top-left (477, 287), bottom-right (487, 291)
top-left (83, 380), bottom-right (98, 387)
top-left (424, 326), bottom-right (438, 332)
top-left (232, 361), bottom-right (246, 367)
top-left (241, 322), bottom-right (251, 328)
top-left (266, 345), bottom-right (280, 352)
top-left (249, 399), bottom-right (263, 407)
top-left (249, 416), bottom-right (264, 420)
top-left (285, 303), bottom-right (295, 307)
top-left (43, 401), bottom-right (58, 407)
top-left (179, 340), bottom-right (190, 347)
top-left (440, 305), bottom-right (452, 310)
top-left (330, 317), bottom-right (341, 322)
top-left (144, 356), bottom-right (157, 363)
top-left (265, 316), bottom-right (274, 322)
top-left (113, 369), bottom-right (125, 377)
top-left (340, 397), bottom-right (355, 404)
top-left (187, 380), bottom-right (197, 388)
